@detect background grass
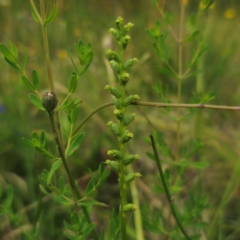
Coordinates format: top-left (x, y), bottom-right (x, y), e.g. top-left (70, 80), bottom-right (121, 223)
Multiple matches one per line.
top-left (1, 0), bottom-right (240, 239)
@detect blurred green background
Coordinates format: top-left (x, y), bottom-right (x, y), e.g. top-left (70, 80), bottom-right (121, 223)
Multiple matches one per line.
top-left (1, 0), bottom-right (240, 239)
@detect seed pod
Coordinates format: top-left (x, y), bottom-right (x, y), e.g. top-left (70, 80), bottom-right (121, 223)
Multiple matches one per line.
top-left (109, 28), bottom-right (120, 41)
top-left (123, 154), bottom-right (139, 165)
top-left (115, 17), bottom-right (124, 30)
top-left (124, 58), bottom-right (138, 70)
top-left (42, 92), bottom-right (58, 113)
top-left (123, 95), bottom-right (140, 107)
top-left (121, 130), bottom-right (133, 144)
top-left (110, 60), bottom-right (120, 74)
top-left (105, 160), bottom-right (119, 172)
top-left (123, 113), bottom-right (136, 126)
top-left (107, 149), bottom-right (122, 160)
top-left (122, 35), bottom-right (131, 49)
top-left (104, 85), bottom-right (121, 99)
top-left (113, 109), bottom-right (123, 120)
top-left (112, 96), bottom-right (120, 109)
top-left (124, 172), bottom-right (142, 183)
top-left (122, 22), bottom-right (134, 35)
top-left (120, 72), bottom-right (130, 86)
top-left (123, 203), bottom-right (137, 212)
top-left (107, 121), bottom-right (120, 137)
top-left (106, 50), bottom-right (120, 62)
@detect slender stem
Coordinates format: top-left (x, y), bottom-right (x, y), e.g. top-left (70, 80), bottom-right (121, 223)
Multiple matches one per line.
top-left (29, 0), bottom-right (43, 24)
top-left (150, 134), bottom-right (191, 240)
top-left (48, 112), bottom-right (99, 240)
top-left (176, 0), bottom-right (185, 163)
top-left (72, 100), bottom-right (240, 139)
top-left (39, 0), bottom-right (54, 92)
top-left (128, 165), bottom-right (145, 240)
top-left (119, 38), bottom-right (127, 240)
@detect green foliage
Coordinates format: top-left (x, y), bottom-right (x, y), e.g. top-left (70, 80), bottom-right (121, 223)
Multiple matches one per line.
top-left (1, 1), bottom-right (240, 240)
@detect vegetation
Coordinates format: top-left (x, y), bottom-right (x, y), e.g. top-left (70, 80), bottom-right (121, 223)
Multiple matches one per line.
top-left (1, 0), bottom-right (240, 239)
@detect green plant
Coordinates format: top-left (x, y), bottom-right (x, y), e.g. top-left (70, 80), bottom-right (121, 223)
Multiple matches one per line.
top-left (1, 0), bottom-right (240, 240)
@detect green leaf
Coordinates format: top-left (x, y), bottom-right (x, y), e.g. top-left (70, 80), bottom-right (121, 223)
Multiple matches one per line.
top-left (29, 93), bottom-right (45, 111)
top-left (85, 178), bottom-right (96, 197)
top-left (39, 169), bottom-right (49, 186)
top-left (0, 43), bottom-right (17, 63)
top-left (67, 132), bottom-right (85, 157)
top-left (35, 146), bottom-right (54, 158)
top-left (40, 130), bottom-right (48, 150)
top-left (79, 52), bottom-right (93, 76)
top-left (22, 76), bottom-right (36, 91)
top-left (82, 223), bottom-right (96, 239)
top-left (183, 31), bottom-right (200, 42)
top-left (44, 1), bottom-right (58, 25)
top-left (71, 211), bottom-right (79, 226)
top-left (32, 70), bottom-right (39, 90)
top-left (30, 5), bottom-right (41, 24)
top-left (157, 66), bottom-right (178, 78)
top-left (59, 176), bottom-right (65, 194)
top-left (53, 195), bottom-right (72, 205)
top-left (3, 186), bottom-right (14, 208)
top-left (9, 41), bottom-right (18, 60)
top-left (22, 47), bottom-right (28, 71)
top-left (68, 72), bottom-right (78, 93)
top-left (22, 137), bottom-right (35, 148)
top-left (47, 159), bottom-right (62, 185)
top-left (4, 57), bottom-right (21, 71)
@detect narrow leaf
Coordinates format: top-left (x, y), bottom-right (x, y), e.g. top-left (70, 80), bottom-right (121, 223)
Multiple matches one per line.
top-left (44, 1), bottom-right (59, 25)
top-left (22, 76), bottom-right (36, 91)
top-left (47, 159), bottom-right (62, 185)
top-left (157, 66), bottom-right (178, 78)
top-left (68, 72), bottom-right (78, 93)
top-left (22, 47), bottom-right (28, 71)
top-left (0, 43), bottom-right (16, 63)
top-left (22, 137), bottom-right (35, 148)
top-left (29, 93), bottom-right (45, 111)
top-left (32, 70), bottom-right (39, 90)
top-left (67, 132), bottom-right (85, 157)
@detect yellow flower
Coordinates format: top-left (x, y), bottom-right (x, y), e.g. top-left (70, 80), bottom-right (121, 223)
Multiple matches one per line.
top-left (224, 8), bottom-right (236, 19)
top-left (182, 0), bottom-right (188, 5)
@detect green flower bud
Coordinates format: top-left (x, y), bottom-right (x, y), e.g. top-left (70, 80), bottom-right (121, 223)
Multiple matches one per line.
top-left (113, 109), bottom-right (123, 120)
top-left (120, 72), bottom-right (130, 86)
top-left (123, 154), bottom-right (140, 165)
top-left (124, 58), bottom-right (139, 70)
top-left (112, 96), bottom-right (120, 109)
top-left (109, 28), bottom-right (120, 41)
top-left (107, 149), bottom-right (122, 160)
top-left (122, 23), bottom-right (134, 35)
top-left (121, 130), bottom-right (133, 144)
top-left (105, 160), bottom-right (119, 172)
top-left (122, 35), bottom-right (131, 49)
top-left (110, 60), bottom-right (120, 74)
top-left (115, 17), bottom-right (124, 30)
top-left (107, 121), bottom-right (120, 137)
top-left (42, 92), bottom-right (58, 113)
top-left (123, 203), bottom-right (137, 212)
top-left (123, 95), bottom-right (140, 107)
top-left (123, 113), bottom-right (136, 126)
top-left (124, 172), bottom-right (142, 183)
top-left (104, 85), bottom-right (121, 99)
top-left (106, 50), bottom-right (120, 62)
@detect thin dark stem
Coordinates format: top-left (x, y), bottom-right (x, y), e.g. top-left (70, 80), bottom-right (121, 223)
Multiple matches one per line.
top-left (149, 134), bottom-right (191, 240)
top-left (48, 112), bottom-right (99, 240)
top-left (72, 100), bottom-right (240, 139)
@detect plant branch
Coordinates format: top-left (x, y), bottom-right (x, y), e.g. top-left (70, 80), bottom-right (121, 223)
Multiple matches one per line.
top-left (149, 134), bottom-right (191, 240)
top-left (48, 112), bottom-right (99, 240)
